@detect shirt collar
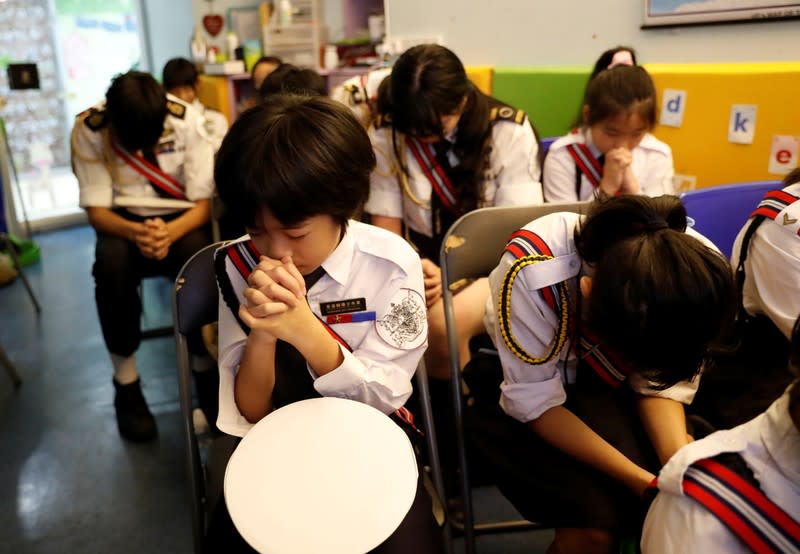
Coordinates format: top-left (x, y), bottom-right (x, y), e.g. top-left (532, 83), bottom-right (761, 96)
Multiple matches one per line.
top-left (760, 383), bottom-right (800, 485)
top-left (583, 127), bottom-right (603, 158)
top-left (318, 221), bottom-right (356, 287)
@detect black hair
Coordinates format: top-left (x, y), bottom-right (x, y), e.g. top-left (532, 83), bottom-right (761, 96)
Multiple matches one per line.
top-left (574, 195), bottom-right (737, 388)
top-left (162, 57), bottom-right (198, 92)
top-left (571, 47), bottom-right (639, 128)
top-left (258, 64), bottom-right (327, 100)
top-left (214, 95), bottom-right (376, 230)
top-left (590, 46), bottom-right (638, 82)
top-left (783, 167), bottom-right (800, 187)
top-left (251, 56), bottom-right (282, 82)
top-left (375, 74), bottom-right (392, 115)
top-left (583, 65), bottom-right (657, 129)
top-left (105, 71), bottom-right (167, 152)
top-left (388, 44), bottom-right (494, 214)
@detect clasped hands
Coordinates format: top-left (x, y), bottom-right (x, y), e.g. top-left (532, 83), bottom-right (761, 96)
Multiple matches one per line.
top-left (599, 147), bottom-right (640, 196)
top-left (135, 218), bottom-right (172, 260)
top-left (238, 255), bottom-right (313, 341)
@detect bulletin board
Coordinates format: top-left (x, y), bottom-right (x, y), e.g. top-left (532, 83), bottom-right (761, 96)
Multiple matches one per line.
top-left (643, 0), bottom-right (800, 27)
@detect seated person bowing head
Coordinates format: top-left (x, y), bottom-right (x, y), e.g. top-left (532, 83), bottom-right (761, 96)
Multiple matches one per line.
top-left (366, 43), bottom-right (544, 382)
top-left (482, 194), bottom-right (736, 553)
top-left (71, 70), bottom-right (214, 442)
top-left (211, 94), bottom-right (443, 554)
top-left (545, 65), bottom-right (674, 202)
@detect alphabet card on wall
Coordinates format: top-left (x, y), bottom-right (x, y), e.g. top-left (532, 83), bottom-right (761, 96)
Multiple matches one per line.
top-left (768, 135), bottom-right (800, 175)
top-left (660, 89), bottom-right (687, 128)
top-left (728, 104), bottom-right (757, 144)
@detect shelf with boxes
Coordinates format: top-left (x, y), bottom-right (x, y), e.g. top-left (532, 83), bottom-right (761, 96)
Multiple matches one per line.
top-left (262, 0), bottom-right (327, 68)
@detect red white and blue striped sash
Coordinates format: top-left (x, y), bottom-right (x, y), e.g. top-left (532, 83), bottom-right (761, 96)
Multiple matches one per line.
top-left (577, 327), bottom-right (628, 389)
top-left (565, 131), bottom-right (603, 189)
top-left (111, 141), bottom-right (188, 200)
top-left (751, 189), bottom-right (800, 236)
top-left (682, 457), bottom-right (800, 553)
top-left (405, 136), bottom-right (460, 215)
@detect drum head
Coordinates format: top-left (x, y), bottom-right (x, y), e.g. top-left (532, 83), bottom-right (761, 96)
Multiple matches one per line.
top-left (224, 397), bottom-right (418, 553)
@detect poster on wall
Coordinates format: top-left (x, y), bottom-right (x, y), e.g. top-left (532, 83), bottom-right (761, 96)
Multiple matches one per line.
top-left (642, 0), bottom-right (800, 27)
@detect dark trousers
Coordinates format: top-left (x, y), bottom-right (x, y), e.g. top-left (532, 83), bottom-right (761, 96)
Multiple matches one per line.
top-left (92, 218), bottom-right (211, 357)
top-left (204, 471), bottom-right (444, 554)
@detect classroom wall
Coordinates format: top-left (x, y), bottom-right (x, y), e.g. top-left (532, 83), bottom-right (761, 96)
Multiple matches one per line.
top-left (384, 0), bottom-right (799, 65)
top-left (142, 0), bottom-right (194, 74)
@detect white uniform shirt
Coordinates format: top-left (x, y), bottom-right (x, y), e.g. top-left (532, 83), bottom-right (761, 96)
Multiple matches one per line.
top-left (71, 93), bottom-right (214, 217)
top-left (329, 67), bottom-right (392, 128)
top-left (484, 212), bottom-right (702, 423)
top-left (730, 182), bottom-right (800, 340)
top-left (366, 117), bottom-right (543, 239)
top-left (216, 221), bottom-right (428, 437)
top-left (192, 99), bottom-right (229, 152)
top-left (543, 128), bottom-right (675, 202)
top-left (641, 384), bottom-right (800, 554)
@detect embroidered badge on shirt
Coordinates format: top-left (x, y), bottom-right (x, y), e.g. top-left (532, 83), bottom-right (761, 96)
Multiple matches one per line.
top-left (376, 288), bottom-right (427, 350)
top-left (320, 298), bottom-right (367, 316)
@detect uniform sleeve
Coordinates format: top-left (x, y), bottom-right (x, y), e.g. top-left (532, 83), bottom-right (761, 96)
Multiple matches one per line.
top-left (181, 109), bottom-right (215, 201)
top-left (313, 258), bottom-right (426, 414)
top-left (641, 145), bottom-right (676, 197)
top-left (641, 492), bottom-right (747, 554)
top-left (364, 126), bottom-right (404, 218)
top-left (491, 120), bottom-right (543, 206)
top-left (742, 219), bottom-right (800, 340)
top-left (215, 256), bottom-right (254, 437)
top-left (205, 110), bottom-right (229, 153)
top-left (487, 252), bottom-right (569, 422)
top-left (542, 143), bottom-right (580, 202)
top-left (71, 119), bottom-right (114, 208)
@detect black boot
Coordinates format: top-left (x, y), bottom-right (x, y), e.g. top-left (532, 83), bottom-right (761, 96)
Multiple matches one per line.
top-left (114, 378), bottom-right (157, 442)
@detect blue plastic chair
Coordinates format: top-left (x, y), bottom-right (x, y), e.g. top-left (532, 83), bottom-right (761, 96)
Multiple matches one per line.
top-left (540, 136), bottom-right (558, 156)
top-left (680, 181), bottom-right (780, 258)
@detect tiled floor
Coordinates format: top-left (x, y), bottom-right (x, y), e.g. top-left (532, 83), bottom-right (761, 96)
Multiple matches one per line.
top-left (0, 224), bottom-right (552, 553)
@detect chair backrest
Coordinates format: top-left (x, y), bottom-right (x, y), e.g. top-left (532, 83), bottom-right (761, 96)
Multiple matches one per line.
top-left (539, 136), bottom-right (558, 156)
top-left (172, 241), bottom-right (226, 554)
top-left (439, 201), bottom-right (589, 285)
top-left (438, 201), bottom-right (588, 554)
top-left (680, 181), bottom-right (779, 259)
top-left (175, 242), bottom-right (225, 336)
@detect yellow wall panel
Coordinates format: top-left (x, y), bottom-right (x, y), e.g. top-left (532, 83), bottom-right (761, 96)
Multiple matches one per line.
top-left (645, 62), bottom-right (800, 189)
top-left (465, 65), bottom-right (493, 95)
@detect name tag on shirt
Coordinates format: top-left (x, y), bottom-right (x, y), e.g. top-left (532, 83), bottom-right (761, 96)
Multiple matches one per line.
top-left (320, 298), bottom-right (367, 316)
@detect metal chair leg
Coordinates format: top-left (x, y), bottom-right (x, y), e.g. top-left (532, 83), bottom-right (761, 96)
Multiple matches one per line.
top-left (0, 342), bottom-right (22, 388)
top-left (1, 233), bottom-right (41, 313)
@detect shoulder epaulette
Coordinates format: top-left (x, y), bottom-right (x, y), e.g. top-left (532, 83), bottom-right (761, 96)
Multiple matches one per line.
top-left (490, 105), bottom-right (527, 125)
top-left (82, 108), bottom-right (108, 131)
top-left (166, 99), bottom-right (186, 119)
top-left (373, 112), bottom-right (393, 129)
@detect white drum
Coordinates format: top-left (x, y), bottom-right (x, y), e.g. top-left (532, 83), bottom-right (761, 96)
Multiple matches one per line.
top-left (224, 397), bottom-right (418, 554)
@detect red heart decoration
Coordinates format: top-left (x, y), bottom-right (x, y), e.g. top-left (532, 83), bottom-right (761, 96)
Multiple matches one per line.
top-left (203, 14), bottom-right (224, 37)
